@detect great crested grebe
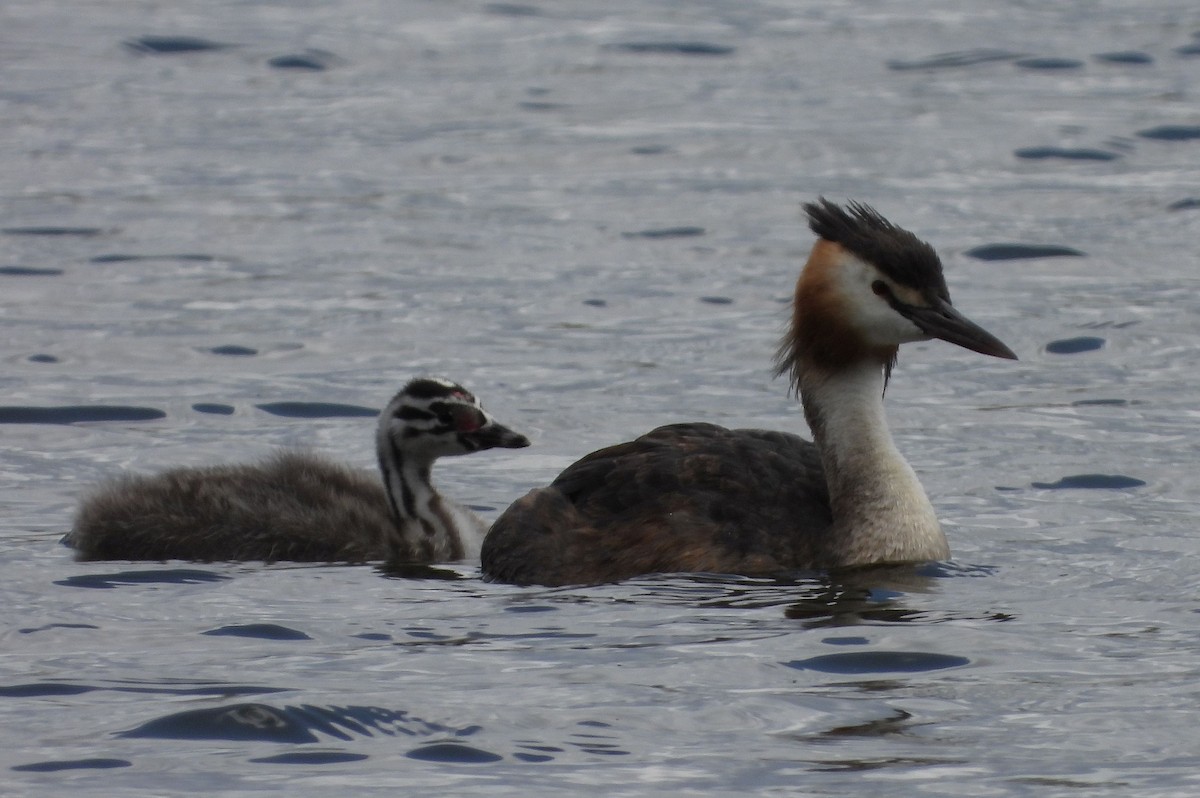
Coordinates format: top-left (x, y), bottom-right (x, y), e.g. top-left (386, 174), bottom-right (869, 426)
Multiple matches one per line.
top-left (67, 377), bottom-right (530, 564)
top-left (482, 199), bottom-right (1017, 586)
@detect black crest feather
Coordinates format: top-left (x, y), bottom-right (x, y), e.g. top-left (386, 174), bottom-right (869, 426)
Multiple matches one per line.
top-left (803, 199), bottom-right (948, 300)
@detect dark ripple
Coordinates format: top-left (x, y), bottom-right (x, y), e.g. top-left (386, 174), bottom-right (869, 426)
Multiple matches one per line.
top-left (12, 758), bottom-right (131, 772)
top-left (0, 683), bottom-right (95, 698)
top-left (582, 298), bottom-right (607, 307)
top-left (0, 266), bottom-right (63, 276)
top-left (28, 354), bottom-right (59, 363)
top-left (120, 703), bottom-right (453, 743)
top-left (785, 651), bottom-right (970, 674)
top-left (1015, 56), bottom-right (1084, 70)
top-left (1031, 474), bottom-right (1146, 490)
top-left (0, 680), bottom-right (282, 698)
top-left (268, 51), bottom-right (338, 71)
top-left (255, 401), bottom-right (377, 419)
top-left (622, 226), bottom-right (706, 239)
top-left (208, 345), bottom-right (257, 356)
top-left (964, 243), bottom-right (1085, 261)
top-left (503, 605), bottom-right (558, 614)
top-left (1072, 398), bottom-right (1127, 406)
top-left (886, 49), bottom-right (1021, 70)
top-left (1014, 146), bottom-right (1119, 161)
top-left (90, 253), bottom-right (216, 263)
top-left (699, 296), bottom-right (733, 305)
top-left (406, 742), bottom-right (504, 763)
top-left (1168, 198), bottom-right (1200, 211)
top-left (1045, 336), bottom-right (1105, 354)
top-left (125, 35), bottom-right (234, 54)
top-left (2, 226), bottom-right (104, 236)
top-left (54, 568), bottom-right (230, 589)
top-left (1093, 51), bottom-right (1153, 65)
top-left (0, 405), bottom-right (165, 424)
top-left (516, 742), bottom-right (563, 756)
top-left (192, 402), bottom-right (235, 415)
top-left (19, 622), bottom-right (99, 634)
top-left (1136, 125), bottom-right (1200, 141)
top-left (250, 751), bottom-right (369, 765)
top-left (514, 752), bottom-right (555, 762)
top-left (1176, 42), bottom-right (1200, 57)
top-left (823, 636), bottom-right (871, 646)
top-left (605, 42), bottom-right (734, 56)
top-left (202, 623), bottom-right (312, 641)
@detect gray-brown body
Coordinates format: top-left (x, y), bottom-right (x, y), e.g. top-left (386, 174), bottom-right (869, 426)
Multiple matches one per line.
top-left (66, 378), bottom-right (529, 564)
top-left (69, 451), bottom-right (408, 562)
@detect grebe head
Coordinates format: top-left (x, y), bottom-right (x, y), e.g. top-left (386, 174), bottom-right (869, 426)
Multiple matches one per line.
top-left (378, 377), bottom-right (530, 461)
top-left (777, 199), bottom-right (1016, 387)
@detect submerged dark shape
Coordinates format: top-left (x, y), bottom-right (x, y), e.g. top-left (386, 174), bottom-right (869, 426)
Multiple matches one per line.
top-left (0, 266), bottom-right (64, 276)
top-left (964, 243), bottom-right (1085, 261)
top-left (1045, 336), bottom-right (1105, 354)
top-left (125, 36), bottom-right (234, 54)
top-left (1031, 474), bottom-right (1145, 490)
top-left (1136, 125), bottom-right (1200, 141)
top-left (483, 200), bottom-right (1017, 586)
top-left (605, 42), bottom-right (735, 56)
top-left (1014, 146), bottom-right (1119, 162)
top-left (1093, 51), bottom-right (1153, 65)
top-left (1015, 57), bottom-right (1084, 70)
top-left (2, 226), bottom-right (104, 236)
top-left (268, 50), bottom-right (340, 71)
top-left (65, 378), bottom-right (529, 564)
top-left (886, 49), bottom-right (1021, 71)
top-left (622, 226), bottom-right (706, 239)
top-left (0, 405), bottom-right (165, 424)
top-left (208, 345), bottom-right (257, 357)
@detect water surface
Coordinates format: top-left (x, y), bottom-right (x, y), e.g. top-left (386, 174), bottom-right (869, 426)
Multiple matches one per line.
top-left (4, 1), bottom-right (1200, 795)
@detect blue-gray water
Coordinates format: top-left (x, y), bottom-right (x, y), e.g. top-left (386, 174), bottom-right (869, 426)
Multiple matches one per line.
top-left (4, 1), bottom-right (1200, 795)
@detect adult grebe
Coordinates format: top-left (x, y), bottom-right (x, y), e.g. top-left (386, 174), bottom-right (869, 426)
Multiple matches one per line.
top-left (482, 199), bottom-right (1017, 586)
top-left (67, 377), bottom-right (530, 563)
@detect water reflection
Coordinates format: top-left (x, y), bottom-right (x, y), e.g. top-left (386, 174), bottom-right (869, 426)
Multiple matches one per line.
top-left (784, 565), bottom-right (1012, 628)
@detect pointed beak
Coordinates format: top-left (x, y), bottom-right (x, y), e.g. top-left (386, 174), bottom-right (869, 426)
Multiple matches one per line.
top-left (898, 298), bottom-right (1018, 360)
top-left (467, 420), bottom-right (531, 451)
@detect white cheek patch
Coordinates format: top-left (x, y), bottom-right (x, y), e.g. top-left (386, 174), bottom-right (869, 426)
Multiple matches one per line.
top-left (833, 257), bottom-right (929, 346)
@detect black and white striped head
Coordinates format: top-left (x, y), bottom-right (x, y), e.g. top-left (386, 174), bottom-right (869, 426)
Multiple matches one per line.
top-left (378, 377), bottom-right (530, 461)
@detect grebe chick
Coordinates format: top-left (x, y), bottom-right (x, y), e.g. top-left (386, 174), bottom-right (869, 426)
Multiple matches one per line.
top-left (67, 378), bottom-right (530, 563)
top-left (482, 199), bottom-right (1017, 586)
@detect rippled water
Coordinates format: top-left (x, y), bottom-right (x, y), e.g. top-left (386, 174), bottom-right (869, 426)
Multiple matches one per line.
top-left (4, 1), bottom-right (1200, 795)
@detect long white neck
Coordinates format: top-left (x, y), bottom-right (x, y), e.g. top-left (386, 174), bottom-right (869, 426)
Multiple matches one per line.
top-left (799, 360), bottom-right (949, 567)
top-left (377, 445), bottom-right (485, 562)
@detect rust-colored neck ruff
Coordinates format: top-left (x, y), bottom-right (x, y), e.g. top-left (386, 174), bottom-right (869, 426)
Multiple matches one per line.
top-left (775, 240), bottom-right (898, 393)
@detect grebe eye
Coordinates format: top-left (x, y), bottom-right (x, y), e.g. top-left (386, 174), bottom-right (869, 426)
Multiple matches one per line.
top-left (871, 280), bottom-right (890, 297)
